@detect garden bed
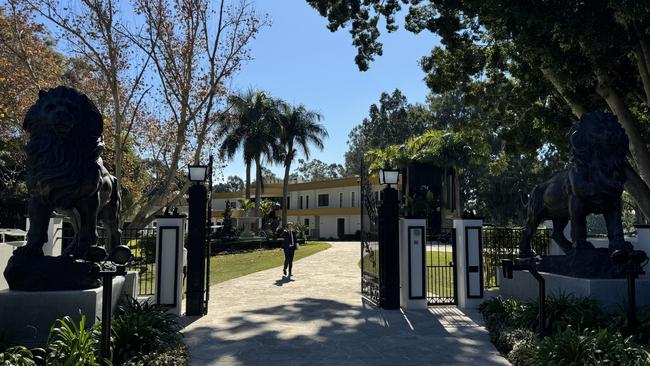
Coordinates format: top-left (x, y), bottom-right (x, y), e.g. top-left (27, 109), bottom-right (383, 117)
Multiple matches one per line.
top-left (480, 294), bottom-right (650, 365)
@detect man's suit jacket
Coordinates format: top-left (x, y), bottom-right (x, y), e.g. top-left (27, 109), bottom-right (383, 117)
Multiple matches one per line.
top-left (281, 230), bottom-right (298, 250)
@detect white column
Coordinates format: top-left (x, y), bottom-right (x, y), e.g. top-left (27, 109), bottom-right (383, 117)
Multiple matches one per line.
top-left (398, 218), bottom-right (427, 309)
top-left (453, 218), bottom-right (484, 309)
top-left (25, 215), bottom-right (63, 256)
top-left (155, 215), bottom-right (186, 316)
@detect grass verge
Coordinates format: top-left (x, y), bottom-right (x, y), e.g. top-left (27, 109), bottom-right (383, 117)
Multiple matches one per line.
top-left (209, 241), bottom-right (331, 284)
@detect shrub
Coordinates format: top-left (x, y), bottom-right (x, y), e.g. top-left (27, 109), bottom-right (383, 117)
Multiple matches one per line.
top-left (46, 315), bottom-right (101, 366)
top-left (0, 346), bottom-right (40, 366)
top-left (112, 297), bottom-right (182, 365)
top-left (528, 292), bottom-right (604, 334)
top-left (528, 327), bottom-right (650, 366)
top-left (123, 342), bottom-right (189, 366)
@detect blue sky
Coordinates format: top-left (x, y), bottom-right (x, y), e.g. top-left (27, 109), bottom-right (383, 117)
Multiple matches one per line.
top-left (220, 0), bottom-right (439, 181)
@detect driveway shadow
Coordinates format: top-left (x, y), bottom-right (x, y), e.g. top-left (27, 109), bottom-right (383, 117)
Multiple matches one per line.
top-left (182, 298), bottom-right (508, 366)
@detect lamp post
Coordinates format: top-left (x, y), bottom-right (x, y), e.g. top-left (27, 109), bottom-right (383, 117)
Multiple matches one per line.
top-left (186, 163), bottom-right (208, 316)
top-left (611, 249), bottom-right (649, 331)
top-left (87, 245), bottom-right (132, 364)
top-left (379, 168), bottom-right (400, 309)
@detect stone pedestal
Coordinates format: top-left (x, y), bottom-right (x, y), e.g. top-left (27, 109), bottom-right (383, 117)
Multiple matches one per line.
top-left (499, 270), bottom-right (650, 311)
top-left (0, 273), bottom-right (137, 347)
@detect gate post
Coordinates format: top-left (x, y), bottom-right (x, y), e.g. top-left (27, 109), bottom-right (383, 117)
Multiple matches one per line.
top-left (187, 183), bottom-right (208, 316)
top-left (453, 218), bottom-right (484, 309)
top-left (155, 213), bottom-right (186, 315)
top-left (379, 187), bottom-right (400, 309)
top-left (398, 218), bottom-right (428, 309)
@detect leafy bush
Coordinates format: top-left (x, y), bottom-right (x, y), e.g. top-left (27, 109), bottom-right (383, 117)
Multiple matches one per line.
top-left (528, 292), bottom-right (604, 334)
top-left (46, 315), bottom-right (101, 366)
top-left (123, 342), bottom-right (188, 366)
top-left (528, 327), bottom-right (650, 366)
top-left (0, 346), bottom-right (41, 366)
top-left (112, 297), bottom-right (182, 365)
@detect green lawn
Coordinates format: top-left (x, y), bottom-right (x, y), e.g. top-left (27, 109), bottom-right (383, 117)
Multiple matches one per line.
top-left (135, 241), bottom-right (331, 295)
top-left (208, 241), bottom-right (331, 284)
top-left (426, 250), bottom-right (455, 302)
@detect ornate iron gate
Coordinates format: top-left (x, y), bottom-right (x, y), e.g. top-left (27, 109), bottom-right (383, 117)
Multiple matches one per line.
top-left (360, 159), bottom-right (381, 306)
top-left (425, 228), bottom-right (457, 305)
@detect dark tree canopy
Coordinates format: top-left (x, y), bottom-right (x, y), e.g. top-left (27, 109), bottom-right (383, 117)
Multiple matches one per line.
top-left (307, 0), bottom-right (650, 220)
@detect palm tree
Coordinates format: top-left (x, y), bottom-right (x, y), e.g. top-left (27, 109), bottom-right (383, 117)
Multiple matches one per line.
top-left (219, 90), bottom-right (280, 215)
top-left (278, 103), bottom-right (328, 225)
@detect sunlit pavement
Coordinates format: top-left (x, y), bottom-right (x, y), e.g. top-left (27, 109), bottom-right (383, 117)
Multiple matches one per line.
top-left (181, 242), bottom-right (510, 366)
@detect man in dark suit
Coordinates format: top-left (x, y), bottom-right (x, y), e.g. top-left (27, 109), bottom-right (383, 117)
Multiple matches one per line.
top-left (281, 222), bottom-right (299, 277)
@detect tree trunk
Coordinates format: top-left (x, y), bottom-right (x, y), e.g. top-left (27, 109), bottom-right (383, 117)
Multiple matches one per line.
top-left (255, 156), bottom-right (262, 217)
top-left (541, 67), bottom-right (588, 118)
top-left (595, 71), bottom-right (650, 188)
top-left (625, 162), bottom-right (650, 221)
top-left (282, 156), bottom-right (292, 226)
top-left (245, 161), bottom-right (251, 199)
top-left (633, 47), bottom-right (650, 106)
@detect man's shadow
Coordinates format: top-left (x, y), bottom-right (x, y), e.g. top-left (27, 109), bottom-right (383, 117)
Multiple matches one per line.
top-left (274, 276), bottom-right (295, 287)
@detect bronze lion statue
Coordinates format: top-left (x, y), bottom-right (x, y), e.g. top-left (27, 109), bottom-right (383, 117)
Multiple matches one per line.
top-left (16, 86), bottom-right (121, 260)
top-left (519, 111), bottom-right (629, 258)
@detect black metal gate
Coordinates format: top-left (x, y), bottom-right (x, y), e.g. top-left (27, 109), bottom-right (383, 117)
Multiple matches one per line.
top-left (425, 228), bottom-right (457, 305)
top-left (360, 159), bottom-right (381, 306)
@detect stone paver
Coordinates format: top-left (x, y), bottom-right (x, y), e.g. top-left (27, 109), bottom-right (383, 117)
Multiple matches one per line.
top-left (182, 242), bottom-right (510, 366)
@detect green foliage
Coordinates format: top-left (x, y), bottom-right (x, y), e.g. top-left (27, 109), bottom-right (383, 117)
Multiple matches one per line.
top-left (46, 315), bottom-right (100, 366)
top-left (366, 128), bottom-right (490, 171)
top-left (480, 295), bottom-right (650, 365)
top-left (112, 297), bottom-right (182, 365)
top-left (222, 200), bottom-right (235, 238)
top-left (290, 158), bottom-right (346, 182)
top-left (0, 346), bottom-right (41, 366)
top-left (213, 176), bottom-right (244, 193)
top-left (122, 342), bottom-right (188, 366)
top-left (529, 327), bottom-right (650, 366)
top-left (293, 223), bottom-right (309, 238)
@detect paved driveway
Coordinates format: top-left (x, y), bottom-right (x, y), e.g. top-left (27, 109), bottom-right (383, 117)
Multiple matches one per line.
top-left (182, 242), bottom-right (509, 365)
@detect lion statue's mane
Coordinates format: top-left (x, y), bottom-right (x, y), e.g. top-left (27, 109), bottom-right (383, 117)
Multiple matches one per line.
top-left (519, 111), bottom-right (630, 257)
top-left (23, 86), bottom-right (104, 208)
top-left (18, 86), bottom-right (121, 259)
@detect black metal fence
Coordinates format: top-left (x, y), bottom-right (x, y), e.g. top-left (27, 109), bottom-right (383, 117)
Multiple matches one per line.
top-left (426, 228), bottom-right (457, 305)
top-left (360, 159), bottom-right (381, 306)
top-left (482, 226), bottom-right (551, 288)
top-left (61, 225), bottom-right (157, 296)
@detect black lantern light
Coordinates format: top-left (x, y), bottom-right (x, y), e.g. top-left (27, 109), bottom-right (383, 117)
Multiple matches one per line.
top-left (188, 164), bottom-right (208, 183)
top-left (379, 168), bottom-right (400, 188)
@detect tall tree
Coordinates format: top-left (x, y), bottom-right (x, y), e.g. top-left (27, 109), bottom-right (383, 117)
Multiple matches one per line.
top-left (291, 159), bottom-right (346, 182)
top-left (125, 0), bottom-right (264, 227)
top-left (307, 0), bottom-right (650, 220)
top-left (213, 175), bottom-right (244, 193)
top-left (345, 89), bottom-right (432, 174)
top-left (278, 103), bottom-right (327, 225)
top-left (220, 90), bottom-right (280, 215)
top-left (21, 0), bottom-right (153, 207)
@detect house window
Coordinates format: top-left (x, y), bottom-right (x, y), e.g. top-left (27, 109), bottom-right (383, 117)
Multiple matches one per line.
top-left (304, 218), bottom-right (310, 227)
top-left (300, 196), bottom-right (303, 209)
top-left (318, 194), bottom-right (329, 207)
top-left (351, 191), bottom-right (356, 208)
top-left (339, 192), bottom-right (343, 208)
top-left (286, 196), bottom-right (290, 210)
top-left (306, 196), bottom-right (310, 209)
